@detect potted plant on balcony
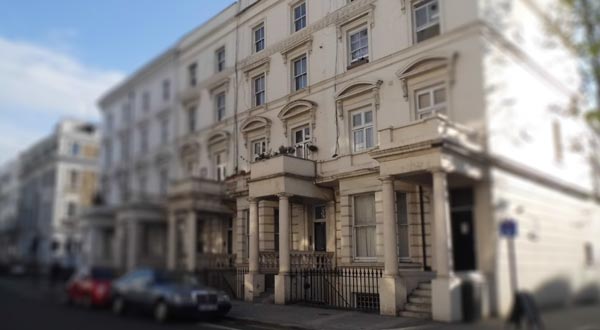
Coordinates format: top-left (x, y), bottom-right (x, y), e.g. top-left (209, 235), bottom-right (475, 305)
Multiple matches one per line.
top-left (307, 143), bottom-right (318, 152)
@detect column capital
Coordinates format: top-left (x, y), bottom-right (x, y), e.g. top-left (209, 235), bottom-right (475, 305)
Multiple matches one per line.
top-left (431, 167), bottom-right (447, 175)
top-left (247, 197), bottom-right (260, 203)
top-left (378, 175), bottom-right (394, 183)
top-left (277, 193), bottom-right (293, 199)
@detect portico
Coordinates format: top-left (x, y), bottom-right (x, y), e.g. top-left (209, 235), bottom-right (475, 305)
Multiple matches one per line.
top-left (244, 154), bottom-right (334, 303)
top-left (371, 114), bottom-right (486, 321)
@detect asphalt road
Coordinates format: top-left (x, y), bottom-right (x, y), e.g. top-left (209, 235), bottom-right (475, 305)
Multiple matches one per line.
top-left (0, 276), bottom-right (285, 330)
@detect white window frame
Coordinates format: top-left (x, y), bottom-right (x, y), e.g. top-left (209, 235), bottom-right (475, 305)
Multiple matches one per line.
top-left (291, 124), bottom-right (311, 159)
top-left (251, 138), bottom-right (267, 161)
top-left (188, 62), bottom-right (197, 87)
top-left (216, 47), bottom-right (226, 72)
top-left (160, 116), bottom-right (169, 145)
top-left (351, 109), bottom-right (375, 152)
top-left (413, 0), bottom-right (441, 43)
top-left (292, 1), bottom-right (307, 32)
top-left (162, 79), bottom-right (170, 101)
top-left (159, 168), bottom-right (168, 197)
top-left (348, 25), bottom-right (369, 64)
top-left (292, 54), bottom-right (308, 92)
top-left (215, 92), bottom-right (226, 122)
top-left (253, 74), bottom-right (266, 107)
top-left (142, 91), bottom-right (150, 112)
top-left (352, 193), bottom-right (377, 261)
top-left (415, 84), bottom-right (447, 119)
top-left (139, 125), bottom-right (148, 153)
top-left (187, 106), bottom-right (197, 133)
top-left (253, 23), bottom-right (265, 53)
top-left (214, 151), bottom-right (227, 182)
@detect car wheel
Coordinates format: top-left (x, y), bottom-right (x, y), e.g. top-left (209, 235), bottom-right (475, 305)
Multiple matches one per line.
top-left (153, 301), bottom-right (169, 323)
top-left (112, 296), bottom-right (126, 316)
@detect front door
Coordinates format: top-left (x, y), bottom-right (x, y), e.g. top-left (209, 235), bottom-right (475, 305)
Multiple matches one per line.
top-left (450, 188), bottom-right (476, 271)
top-left (313, 205), bottom-right (326, 252)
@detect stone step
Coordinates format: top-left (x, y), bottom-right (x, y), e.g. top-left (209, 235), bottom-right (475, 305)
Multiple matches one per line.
top-left (404, 303), bottom-right (432, 313)
top-left (399, 310), bottom-right (431, 319)
top-left (408, 295), bottom-right (431, 304)
top-left (413, 289), bottom-right (431, 297)
top-left (418, 282), bottom-right (432, 290)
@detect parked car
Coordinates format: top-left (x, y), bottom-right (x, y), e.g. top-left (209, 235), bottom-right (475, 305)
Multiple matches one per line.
top-left (111, 268), bottom-right (231, 323)
top-left (66, 266), bottom-right (115, 307)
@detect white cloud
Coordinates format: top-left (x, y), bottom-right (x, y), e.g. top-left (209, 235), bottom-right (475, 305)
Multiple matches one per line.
top-left (0, 36), bottom-right (124, 120)
top-left (0, 36), bottom-right (125, 164)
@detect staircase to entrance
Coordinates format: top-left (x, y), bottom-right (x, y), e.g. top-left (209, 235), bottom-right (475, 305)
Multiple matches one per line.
top-left (399, 281), bottom-right (432, 319)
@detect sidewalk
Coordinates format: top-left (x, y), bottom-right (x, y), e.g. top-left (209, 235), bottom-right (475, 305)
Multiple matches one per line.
top-left (227, 300), bottom-right (600, 330)
top-left (227, 300), bottom-right (439, 330)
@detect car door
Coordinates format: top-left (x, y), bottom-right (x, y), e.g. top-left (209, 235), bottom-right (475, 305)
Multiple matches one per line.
top-left (128, 270), bottom-right (154, 306)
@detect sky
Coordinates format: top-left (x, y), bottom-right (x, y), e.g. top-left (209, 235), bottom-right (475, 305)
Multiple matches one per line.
top-left (0, 0), bottom-right (234, 164)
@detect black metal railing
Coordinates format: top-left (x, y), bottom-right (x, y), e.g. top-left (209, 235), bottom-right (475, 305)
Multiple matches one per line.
top-left (289, 267), bottom-right (383, 312)
top-left (195, 266), bottom-right (247, 300)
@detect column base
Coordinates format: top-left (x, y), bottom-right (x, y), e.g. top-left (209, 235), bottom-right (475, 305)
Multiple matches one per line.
top-left (274, 274), bottom-right (291, 305)
top-left (378, 275), bottom-right (407, 316)
top-left (432, 276), bottom-right (462, 322)
top-left (244, 273), bottom-right (265, 302)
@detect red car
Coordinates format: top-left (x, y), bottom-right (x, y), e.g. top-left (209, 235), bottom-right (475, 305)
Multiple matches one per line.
top-left (66, 267), bottom-right (115, 307)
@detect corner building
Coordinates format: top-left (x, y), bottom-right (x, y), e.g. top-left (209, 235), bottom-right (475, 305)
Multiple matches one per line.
top-left (90, 0), bottom-right (600, 322)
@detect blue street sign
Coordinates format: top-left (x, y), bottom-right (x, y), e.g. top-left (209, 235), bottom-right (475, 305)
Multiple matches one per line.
top-left (500, 218), bottom-right (518, 238)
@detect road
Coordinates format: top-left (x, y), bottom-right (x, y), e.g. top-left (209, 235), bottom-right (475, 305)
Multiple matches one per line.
top-left (0, 276), bottom-right (285, 330)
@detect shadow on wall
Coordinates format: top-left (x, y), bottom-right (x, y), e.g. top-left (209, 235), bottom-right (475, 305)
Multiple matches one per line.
top-left (533, 276), bottom-right (600, 310)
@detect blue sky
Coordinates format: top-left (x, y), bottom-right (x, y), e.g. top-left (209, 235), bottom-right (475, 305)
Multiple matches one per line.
top-left (0, 0), bottom-right (233, 164)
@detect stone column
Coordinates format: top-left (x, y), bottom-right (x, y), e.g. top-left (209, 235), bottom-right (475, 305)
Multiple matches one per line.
top-left (431, 170), bottom-right (461, 322)
top-left (245, 198), bottom-right (264, 301)
top-left (186, 211), bottom-right (197, 272)
top-left (378, 176), bottom-right (406, 316)
top-left (275, 193), bottom-right (292, 305)
top-left (113, 220), bottom-right (125, 271)
top-left (248, 199), bottom-right (259, 273)
top-left (167, 212), bottom-right (176, 270)
top-left (381, 177), bottom-right (399, 276)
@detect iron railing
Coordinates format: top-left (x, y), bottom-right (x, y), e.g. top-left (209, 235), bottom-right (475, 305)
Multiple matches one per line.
top-left (289, 267), bottom-right (383, 312)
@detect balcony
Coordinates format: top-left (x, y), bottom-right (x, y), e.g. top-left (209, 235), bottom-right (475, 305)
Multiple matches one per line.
top-left (250, 154), bottom-right (315, 180)
top-left (169, 177), bottom-right (226, 198)
top-left (249, 155), bottom-right (330, 199)
top-left (257, 251), bottom-right (334, 273)
top-left (371, 114), bottom-right (484, 178)
top-left (195, 253), bottom-right (236, 270)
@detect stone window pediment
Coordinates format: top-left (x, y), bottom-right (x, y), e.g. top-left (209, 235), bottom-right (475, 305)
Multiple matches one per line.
top-left (207, 130), bottom-right (230, 147)
top-left (335, 80), bottom-right (382, 118)
top-left (396, 54), bottom-right (457, 100)
top-left (240, 116), bottom-right (272, 146)
top-left (242, 57), bottom-right (271, 81)
top-left (278, 99), bottom-right (317, 137)
top-left (280, 36), bottom-right (313, 64)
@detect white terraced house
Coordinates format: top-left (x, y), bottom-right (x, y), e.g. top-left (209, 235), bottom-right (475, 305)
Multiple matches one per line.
top-left (83, 0), bottom-right (600, 322)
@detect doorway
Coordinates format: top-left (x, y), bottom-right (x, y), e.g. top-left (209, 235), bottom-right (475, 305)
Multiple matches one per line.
top-left (450, 188), bottom-right (476, 271)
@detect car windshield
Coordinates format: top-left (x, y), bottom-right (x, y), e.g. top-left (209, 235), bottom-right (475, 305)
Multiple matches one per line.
top-left (90, 268), bottom-right (115, 280)
top-left (154, 271), bottom-right (202, 286)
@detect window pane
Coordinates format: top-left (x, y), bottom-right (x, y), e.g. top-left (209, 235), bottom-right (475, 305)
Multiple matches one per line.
top-left (364, 111), bottom-right (373, 124)
top-left (417, 92), bottom-right (431, 109)
top-left (352, 113), bottom-right (362, 127)
top-left (433, 87), bottom-right (446, 104)
top-left (355, 194), bottom-right (375, 225)
top-left (353, 130), bottom-right (364, 150)
top-left (365, 127), bottom-right (373, 148)
top-left (415, 7), bottom-right (428, 28)
top-left (295, 129), bottom-right (303, 143)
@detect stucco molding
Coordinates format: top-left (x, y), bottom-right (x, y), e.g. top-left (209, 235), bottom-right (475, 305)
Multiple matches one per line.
top-left (396, 53), bottom-right (459, 100)
top-left (240, 116), bottom-right (272, 147)
top-left (278, 99), bottom-right (317, 137)
top-left (335, 80), bottom-right (383, 118)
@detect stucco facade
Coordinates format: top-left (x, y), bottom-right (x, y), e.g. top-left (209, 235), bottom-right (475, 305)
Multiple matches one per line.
top-left (88, 0), bottom-right (600, 322)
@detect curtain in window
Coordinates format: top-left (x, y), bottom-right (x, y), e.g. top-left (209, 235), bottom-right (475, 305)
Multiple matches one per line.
top-left (354, 194), bottom-right (376, 258)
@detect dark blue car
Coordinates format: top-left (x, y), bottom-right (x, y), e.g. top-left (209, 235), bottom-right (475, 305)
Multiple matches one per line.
top-left (111, 268), bottom-right (231, 323)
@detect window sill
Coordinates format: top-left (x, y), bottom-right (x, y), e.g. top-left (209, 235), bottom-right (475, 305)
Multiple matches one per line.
top-left (347, 57), bottom-right (369, 70)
